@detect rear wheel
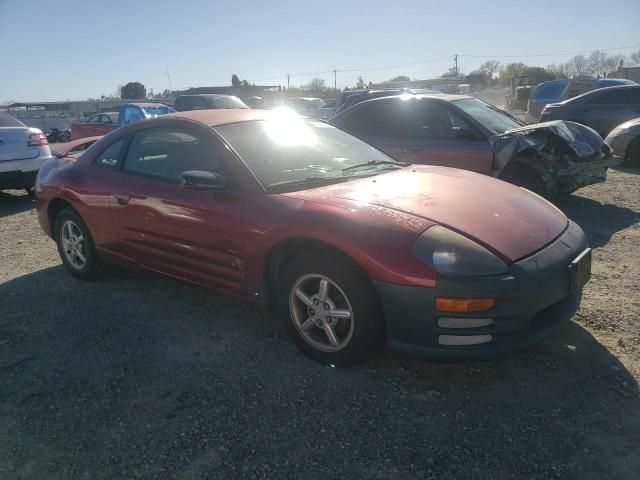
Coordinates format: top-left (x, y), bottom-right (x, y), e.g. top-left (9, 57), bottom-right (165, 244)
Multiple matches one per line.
top-left (54, 207), bottom-right (100, 280)
top-left (623, 137), bottom-right (640, 168)
top-left (279, 253), bottom-right (385, 366)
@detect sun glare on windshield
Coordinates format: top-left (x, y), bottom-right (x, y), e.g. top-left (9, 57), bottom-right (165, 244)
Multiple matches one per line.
top-left (263, 108), bottom-right (319, 147)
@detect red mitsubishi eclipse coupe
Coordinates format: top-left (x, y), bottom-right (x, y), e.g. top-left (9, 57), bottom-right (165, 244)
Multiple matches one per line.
top-left (35, 109), bottom-right (591, 366)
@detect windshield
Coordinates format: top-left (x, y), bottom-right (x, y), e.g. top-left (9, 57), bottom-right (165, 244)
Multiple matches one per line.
top-left (214, 115), bottom-right (399, 190)
top-left (452, 98), bottom-right (522, 135)
top-left (287, 98), bottom-right (325, 110)
top-left (0, 112), bottom-right (26, 128)
top-left (142, 105), bottom-right (175, 117)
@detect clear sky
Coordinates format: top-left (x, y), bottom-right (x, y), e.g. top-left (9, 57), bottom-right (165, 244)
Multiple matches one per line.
top-left (1, 0), bottom-right (639, 102)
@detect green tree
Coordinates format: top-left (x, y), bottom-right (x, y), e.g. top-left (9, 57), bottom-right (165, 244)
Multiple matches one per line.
top-left (478, 60), bottom-right (501, 82)
top-left (356, 76), bottom-right (366, 89)
top-left (441, 67), bottom-right (459, 78)
top-left (120, 82), bottom-right (146, 99)
top-left (231, 74), bottom-right (241, 88)
top-left (389, 75), bottom-right (410, 82)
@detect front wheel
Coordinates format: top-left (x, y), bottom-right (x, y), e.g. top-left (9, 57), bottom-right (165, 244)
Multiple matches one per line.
top-left (499, 162), bottom-right (553, 198)
top-left (279, 253), bottom-right (385, 367)
top-left (54, 207), bottom-right (100, 279)
top-left (623, 137), bottom-right (640, 168)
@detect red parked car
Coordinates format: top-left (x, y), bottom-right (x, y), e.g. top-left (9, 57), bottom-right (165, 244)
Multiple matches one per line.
top-left (35, 109), bottom-right (591, 366)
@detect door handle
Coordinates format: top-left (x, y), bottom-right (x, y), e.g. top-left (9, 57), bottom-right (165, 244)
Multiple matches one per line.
top-left (115, 193), bottom-right (130, 206)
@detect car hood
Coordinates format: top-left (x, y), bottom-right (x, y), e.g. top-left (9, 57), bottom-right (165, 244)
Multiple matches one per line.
top-left (283, 166), bottom-right (568, 263)
top-left (492, 120), bottom-right (608, 171)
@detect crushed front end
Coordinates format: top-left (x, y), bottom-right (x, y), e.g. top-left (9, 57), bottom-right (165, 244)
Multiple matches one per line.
top-left (492, 120), bottom-right (621, 195)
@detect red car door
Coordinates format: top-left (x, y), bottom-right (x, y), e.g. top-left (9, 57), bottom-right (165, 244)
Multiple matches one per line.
top-left (335, 97), bottom-right (493, 174)
top-left (110, 125), bottom-right (246, 294)
top-left (399, 99), bottom-right (494, 174)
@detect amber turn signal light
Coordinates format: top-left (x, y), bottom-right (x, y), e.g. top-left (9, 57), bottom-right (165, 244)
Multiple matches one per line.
top-left (435, 297), bottom-right (495, 313)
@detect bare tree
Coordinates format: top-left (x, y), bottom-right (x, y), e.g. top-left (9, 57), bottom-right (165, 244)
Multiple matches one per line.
top-left (566, 55), bottom-right (589, 77)
top-left (546, 63), bottom-right (570, 79)
top-left (305, 78), bottom-right (326, 91)
top-left (604, 55), bottom-right (624, 76)
top-left (588, 50), bottom-right (609, 77)
top-left (630, 50), bottom-right (640, 64)
top-left (478, 60), bottom-right (501, 81)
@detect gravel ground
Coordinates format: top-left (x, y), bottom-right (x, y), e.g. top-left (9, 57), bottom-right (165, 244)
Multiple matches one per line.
top-left (1, 168), bottom-right (639, 480)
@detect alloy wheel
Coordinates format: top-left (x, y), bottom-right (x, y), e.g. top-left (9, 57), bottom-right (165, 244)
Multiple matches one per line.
top-left (60, 219), bottom-right (87, 270)
top-left (289, 274), bottom-right (355, 352)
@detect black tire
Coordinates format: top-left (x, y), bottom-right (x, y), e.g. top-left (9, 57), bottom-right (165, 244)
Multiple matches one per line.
top-left (54, 207), bottom-right (100, 280)
top-left (623, 137), bottom-right (640, 168)
top-left (499, 162), bottom-right (553, 199)
top-left (278, 252), bottom-right (385, 367)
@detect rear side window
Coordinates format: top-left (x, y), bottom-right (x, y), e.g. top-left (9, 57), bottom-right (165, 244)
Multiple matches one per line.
top-left (94, 138), bottom-right (125, 168)
top-left (123, 127), bottom-right (221, 182)
top-left (175, 97), bottom-right (208, 111)
top-left (586, 88), bottom-right (640, 105)
top-left (338, 99), bottom-right (409, 137)
top-left (533, 82), bottom-right (567, 100)
top-left (123, 106), bottom-right (143, 124)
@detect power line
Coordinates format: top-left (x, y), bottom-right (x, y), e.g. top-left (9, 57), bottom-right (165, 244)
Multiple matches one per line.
top-left (248, 43), bottom-right (640, 85)
top-left (459, 43), bottom-right (640, 59)
top-left (338, 56), bottom-right (450, 73)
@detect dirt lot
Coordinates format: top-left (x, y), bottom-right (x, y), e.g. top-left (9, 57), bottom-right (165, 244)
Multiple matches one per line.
top-left (1, 169), bottom-right (639, 480)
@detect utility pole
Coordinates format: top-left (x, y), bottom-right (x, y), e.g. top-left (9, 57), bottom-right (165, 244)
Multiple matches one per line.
top-left (333, 69), bottom-right (337, 91)
top-left (165, 65), bottom-right (173, 92)
top-left (286, 74), bottom-right (290, 90)
top-left (453, 55), bottom-right (458, 76)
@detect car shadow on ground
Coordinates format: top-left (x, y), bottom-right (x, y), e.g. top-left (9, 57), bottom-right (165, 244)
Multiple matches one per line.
top-left (0, 190), bottom-right (34, 218)
top-left (615, 166), bottom-right (640, 175)
top-left (556, 194), bottom-right (639, 249)
top-left (1, 266), bottom-right (638, 479)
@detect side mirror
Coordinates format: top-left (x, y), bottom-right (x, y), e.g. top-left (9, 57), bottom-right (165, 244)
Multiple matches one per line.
top-left (179, 170), bottom-right (227, 190)
top-left (454, 127), bottom-right (481, 141)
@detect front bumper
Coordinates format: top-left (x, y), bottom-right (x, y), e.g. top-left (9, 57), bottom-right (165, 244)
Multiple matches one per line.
top-left (556, 155), bottom-right (621, 194)
top-left (376, 221), bottom-right (589, 359)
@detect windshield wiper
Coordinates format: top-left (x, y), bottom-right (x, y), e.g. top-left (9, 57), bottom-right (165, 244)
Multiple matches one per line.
top-left (266, 176), bottom-right (346, 191)
top-left (486, 104), bottom-right (526, 126)
top-left (342, 159), bottom-right (406, 174)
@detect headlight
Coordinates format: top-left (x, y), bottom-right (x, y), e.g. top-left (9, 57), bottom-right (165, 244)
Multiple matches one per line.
top-left (412, 226), bottom-right (508, 277)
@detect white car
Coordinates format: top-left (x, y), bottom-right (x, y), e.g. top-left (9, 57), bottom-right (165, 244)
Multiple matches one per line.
top-left (0, 112), bottom-right (53, 192)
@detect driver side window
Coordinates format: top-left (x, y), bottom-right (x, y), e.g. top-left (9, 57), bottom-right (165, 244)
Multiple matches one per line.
top-left (409, 101), bottom-right (455, 139)
top-left (123, 127), bottom-right (221, 182)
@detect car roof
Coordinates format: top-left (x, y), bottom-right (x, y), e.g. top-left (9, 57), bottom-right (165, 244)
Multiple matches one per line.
top-left (177, 94), bottom-right (233, 98)
top-left (123, 102), bottom-right (168, 108)
top-left (562, 84), bottom-right (640, 104)
top-left (364, 93), bottom-right (474, 103)
top-left (163, 108), bottom-right (275, 126)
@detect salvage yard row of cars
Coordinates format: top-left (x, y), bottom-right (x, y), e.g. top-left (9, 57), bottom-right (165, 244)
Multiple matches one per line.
top-left (2, 82), bottom-right (638, 365)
